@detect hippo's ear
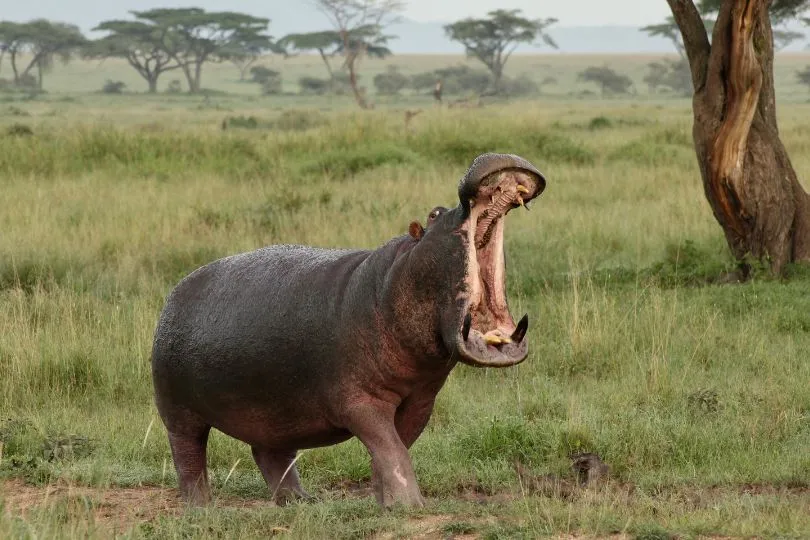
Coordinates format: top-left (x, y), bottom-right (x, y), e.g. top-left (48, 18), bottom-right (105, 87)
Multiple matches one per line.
top-left (457, 153), bottom-right (546, 212)
top-left (409, 221), bottom-right (425, 241)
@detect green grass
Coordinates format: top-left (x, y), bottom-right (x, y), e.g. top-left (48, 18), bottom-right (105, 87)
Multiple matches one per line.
top-left (1, 54), bottom-right (810, 539)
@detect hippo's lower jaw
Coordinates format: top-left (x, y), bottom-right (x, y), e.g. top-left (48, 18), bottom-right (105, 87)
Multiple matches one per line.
top-left (455, 167), bottom-right (542, 368)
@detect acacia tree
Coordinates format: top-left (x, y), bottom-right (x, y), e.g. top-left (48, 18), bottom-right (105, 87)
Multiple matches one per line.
top-left (313, 0), bottom-right (404, 109)
top-left (668, 0), bottom-right (810, 275)
top-left (16, 20), bottom-right (86, 90)
top-left (444, 9), bottom-right (558, 93)
top-left (132, 8), bottom-right (272, 93)
top-left (220, 27), bottom-right (283, 81)
top-left (279, 31), bottom-right (343, 85)
top-left (89, 20), bottom-right (181, 93)
top-left (0, 22), bottom-right (27, 83)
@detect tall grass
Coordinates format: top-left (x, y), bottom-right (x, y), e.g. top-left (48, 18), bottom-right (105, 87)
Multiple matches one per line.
top-left (1, 101), bottom-right (809, 538)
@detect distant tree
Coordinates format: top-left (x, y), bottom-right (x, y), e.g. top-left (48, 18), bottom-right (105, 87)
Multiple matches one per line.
top-left (220, 27), bottom-right (283, 81)
top-left (644, 61), bottom-right (669, 93)
top-left (88, 20), bottom-right (181, 93)
top-left (278, 31), bottom-right (342, 87)
top-left (373, 65), bottom-right (408, 95)
top-left (666, 0), bottom-right (810, 275)
top-left (0, 22), bottom-right (27, 83)
top-left (644, 58), bottom-right (692, 95)
top-left (444, 9), bottom-right (558, 93)
top-left (9, 20), bottom-right (86, 91)
top-left (313, 0), bottom-right (404, 108)
top-left (131, 8), bottom-right (272, 93)
top-left (577, 66), bottom-right (633, 96)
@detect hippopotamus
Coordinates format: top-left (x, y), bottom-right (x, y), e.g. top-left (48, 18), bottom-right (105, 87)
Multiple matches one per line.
top-left (151, 153), bottom-right (546, 508)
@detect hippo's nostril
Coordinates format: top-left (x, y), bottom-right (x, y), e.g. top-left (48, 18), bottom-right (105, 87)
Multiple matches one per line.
top-left (462, 313), bottom-right (472, 341)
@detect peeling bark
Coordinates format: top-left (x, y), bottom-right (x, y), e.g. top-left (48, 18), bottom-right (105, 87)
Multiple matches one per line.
top-left (669, 0), bottom-right (810, 275)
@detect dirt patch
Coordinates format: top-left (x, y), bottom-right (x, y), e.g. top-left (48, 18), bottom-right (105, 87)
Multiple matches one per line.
top-left (373, 514), bottom-right (493, 540)
top-left (0, 479), bottom-right (272, 534)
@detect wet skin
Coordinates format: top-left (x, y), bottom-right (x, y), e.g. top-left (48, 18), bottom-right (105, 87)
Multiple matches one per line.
top-left (151, 153), bottom-right (546, 508)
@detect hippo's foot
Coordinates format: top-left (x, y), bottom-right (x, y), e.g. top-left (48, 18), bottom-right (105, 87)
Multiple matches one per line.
top-left (167, 428), bottom-right (213, 505)
top-left (345, 402), bottom-right (426, 509)
top-left (252, 447), bottom-right (312, 505)
top-left (374, 472), bottom-right (425, 508)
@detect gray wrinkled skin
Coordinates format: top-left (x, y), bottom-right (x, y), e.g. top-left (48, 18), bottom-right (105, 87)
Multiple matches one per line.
top-left (151, 153), bottom-right (546, 508)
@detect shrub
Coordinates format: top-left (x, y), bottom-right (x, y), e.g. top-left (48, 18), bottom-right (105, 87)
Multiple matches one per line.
top-left (578, 66), bottom-right (634, 96)
top-left (6, 123), bottom-right (33, 137)
top-left (249, 66), bottom-right (278, 84)
top-left (499, 74), bottom-right (539, 97)
top-left (272, 109), bottom-right (327, 132)
top-left (17, 74), bottom-right (39, 91)
top-left (299, 73), bottom-right (352, 95)
top-left (102, 80), bottom-right (126, 94)
top-left (589, 116), bottom-right (613, 130)
top-left (166, 79), bottom-right (183, 94)
top-left (226, 115), bottom-right (260, 129)
top-left (411, 65), bottom-right (492, 96)
top-left (299, 76), bottom-right (330, 95)
top-left (373, 66), bottom-right (409, 96)
top-left (261, 75), bottom-right (282, 96)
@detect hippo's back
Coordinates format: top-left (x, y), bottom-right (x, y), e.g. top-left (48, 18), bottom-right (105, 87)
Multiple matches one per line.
top-left (151, 245), bottom-right (369, 412)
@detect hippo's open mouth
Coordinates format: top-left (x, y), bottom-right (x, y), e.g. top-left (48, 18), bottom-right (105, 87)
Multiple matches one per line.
top-left (456, 168), bottom-right (542, 368)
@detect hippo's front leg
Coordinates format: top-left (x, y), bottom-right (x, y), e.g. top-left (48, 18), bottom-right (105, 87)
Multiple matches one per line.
top-left (344, 400), bottom-right (425, 508)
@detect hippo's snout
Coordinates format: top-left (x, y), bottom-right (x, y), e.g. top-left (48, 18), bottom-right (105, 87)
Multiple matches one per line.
top-left (451, 153), bottom-right (546, 368)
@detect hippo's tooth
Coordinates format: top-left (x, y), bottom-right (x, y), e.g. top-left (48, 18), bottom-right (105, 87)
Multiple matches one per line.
top-left (483, 334), bottom-right (503, 345)
top-left (483, 330), bottom-right (511, 345)
top-left (511, 314), bottom-right (529, 343)
top-left (462, 313), bottom-right (472, 341)
top-left (516, 195), bottom-right (525, 209)
top-left (517, 185), bottom-right (530, 194)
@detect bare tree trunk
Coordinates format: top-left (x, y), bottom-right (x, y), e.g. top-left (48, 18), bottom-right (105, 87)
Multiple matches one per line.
top-left (193, 61), bottom-right (203, 93)
top-left (148, 76), bottom-right (159, 93)
top-left (317, 48), bottom-right (335, 92)
top-left (10, 51), bottom-right (19, 83)
top-left (36, 62), bottom-right (43, 91)
top-left (346, 56), bottom-right (369, 109)
top-left (180, 62), bottom-right (196, 94)
top-left (668, 0), bottom-right (810, 275)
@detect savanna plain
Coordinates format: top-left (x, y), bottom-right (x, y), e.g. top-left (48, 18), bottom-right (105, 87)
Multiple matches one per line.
top-left (1, 54), bottom-right (810, 539)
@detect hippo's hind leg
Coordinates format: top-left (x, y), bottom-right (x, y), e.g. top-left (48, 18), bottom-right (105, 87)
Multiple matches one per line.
top-left (167, 426), bottom-right (212, 504)
top-left (251, 448), bottom-right (312, 504)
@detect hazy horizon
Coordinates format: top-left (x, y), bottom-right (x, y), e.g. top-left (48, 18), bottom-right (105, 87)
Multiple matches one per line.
top-left (3, 1), bottom-right (676, 30)
top-left (3, 1), bottom-right (808, 54)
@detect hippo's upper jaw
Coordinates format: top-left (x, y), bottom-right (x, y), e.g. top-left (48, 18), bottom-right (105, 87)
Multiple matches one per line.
top-left (454, 153), bottom-right (546, 368)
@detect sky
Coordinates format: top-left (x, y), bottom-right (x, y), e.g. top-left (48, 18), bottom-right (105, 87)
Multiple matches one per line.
top-left (4, 0), bottom-right (674, 31)
top-left (401, 0), bottom-right (672, 26)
